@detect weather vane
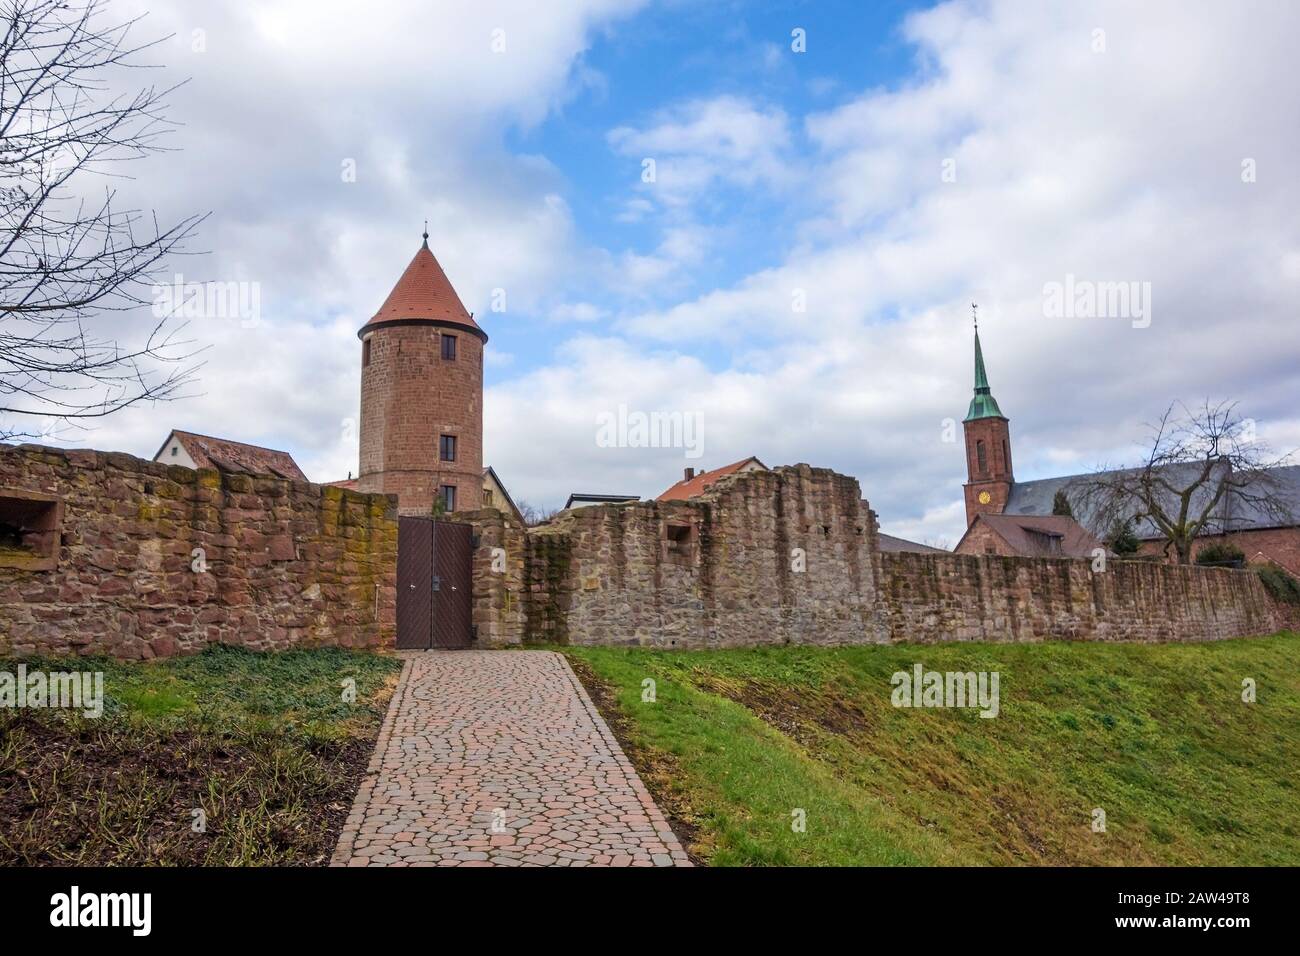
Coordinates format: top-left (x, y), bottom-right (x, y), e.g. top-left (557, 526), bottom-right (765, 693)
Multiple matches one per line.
top-left (972, 302), bottom-right (979, 331)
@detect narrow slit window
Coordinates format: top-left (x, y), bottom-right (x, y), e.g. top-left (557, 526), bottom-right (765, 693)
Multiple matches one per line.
top-left (976, 439), bottom-right (988, 474)
top-left (362, 337), bottom-right (371, 367)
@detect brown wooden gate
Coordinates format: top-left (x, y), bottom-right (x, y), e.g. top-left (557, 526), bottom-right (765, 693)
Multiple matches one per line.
top-left (396, 517), bottom-right (473, 649)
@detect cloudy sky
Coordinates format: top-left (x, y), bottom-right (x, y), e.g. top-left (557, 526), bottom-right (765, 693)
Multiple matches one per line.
top-left (24, 0), bottom-right (1300, 545)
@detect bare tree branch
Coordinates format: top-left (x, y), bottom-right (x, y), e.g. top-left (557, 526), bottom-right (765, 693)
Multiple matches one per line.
top-left (1071, 400), bottom-right (1295, 563)
top-left (0, 0), bottom-right (206, 442)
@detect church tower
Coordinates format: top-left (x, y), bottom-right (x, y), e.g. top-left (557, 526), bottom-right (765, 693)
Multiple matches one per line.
top-left (962, 319), bottom-right (1013, 526)
top-left (356, 230), bottom-right (486, 515)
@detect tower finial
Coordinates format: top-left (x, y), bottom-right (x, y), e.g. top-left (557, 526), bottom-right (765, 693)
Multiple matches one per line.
top-left (971, 302), bottom-right (978, 332)
top-left (421, 220), bottom-right (429, 248)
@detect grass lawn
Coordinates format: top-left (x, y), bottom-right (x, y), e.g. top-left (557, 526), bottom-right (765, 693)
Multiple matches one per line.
top-left (0, 645), bottom-right (402, 866)
top-left (565, 632), bottom-right (1300, 866)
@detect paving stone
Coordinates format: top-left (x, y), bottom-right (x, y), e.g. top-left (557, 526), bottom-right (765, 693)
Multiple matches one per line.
top-left (332, 650), bottom-right (689, 867)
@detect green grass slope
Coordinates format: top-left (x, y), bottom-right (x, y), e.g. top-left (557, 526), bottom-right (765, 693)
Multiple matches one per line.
top-left (565, 633), bottom-right (1300, 866)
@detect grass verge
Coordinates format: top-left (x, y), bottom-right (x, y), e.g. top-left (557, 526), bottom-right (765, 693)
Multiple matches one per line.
top-left (0, 645), bottom-right (402, 866)
top-left (565, 632), bottom-right (1300, 866)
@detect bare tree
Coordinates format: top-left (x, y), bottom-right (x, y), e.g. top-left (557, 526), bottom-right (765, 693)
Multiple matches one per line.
top-left (516, 500), bottom-right (559, 527)
top-left (1, 0), bottom-right (205, 442)
top-left (1073, 400), bottom-right (1294, 564)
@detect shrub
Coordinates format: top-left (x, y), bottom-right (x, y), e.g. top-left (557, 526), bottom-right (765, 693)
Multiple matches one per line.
top-left (1256, 563), bottom-right (1300, 605)
top-left (1106, 522), bottom-right (1141, 555)
top-left (1195, 542), bottom-right (1246, 567)
top-left (1051, 489), bottom-right (1074, 518)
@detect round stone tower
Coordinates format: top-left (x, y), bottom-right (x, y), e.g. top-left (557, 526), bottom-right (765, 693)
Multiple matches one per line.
top-left (356, 231), bottom-right (487, 515)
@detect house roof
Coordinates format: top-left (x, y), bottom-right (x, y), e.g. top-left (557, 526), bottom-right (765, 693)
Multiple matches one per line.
top-left (156, 430), bottom-right (306, 481)
top-left (357, 233), bottom-right (486, 341)
top-left (657, 457), bottom-right (768, 501)
top-left (958, 513), bottom-right (1104, 559)
top-left (1004, 462), bottom-right (1300, 539)
top-left (563, 493), bottom-right (640, 510)
top-left (482, 465), bottom-right (524, 522)
top-left (877, 532), bottom-right (948, 554)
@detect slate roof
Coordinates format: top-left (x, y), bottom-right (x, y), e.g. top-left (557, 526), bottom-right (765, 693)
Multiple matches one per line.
top-left (1004, 461), bottom-right (1300, 539)
top-left (157, 430), bottom-right (307, 482)
top-left (877, 533), bottom-right (948, 554)
top-left (657, 457), bottom-right (768, 501)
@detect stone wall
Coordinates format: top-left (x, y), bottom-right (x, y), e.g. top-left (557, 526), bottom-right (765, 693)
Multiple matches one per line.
top-left (0, 444), bottom-right (397, 659)
top-left (875, 551), bottom-right (1277, 644)
top-left (460, 465), bottom-right (878, 649)
top-left (1, 445), bottom-right (1280, 658)
top-left (461, 464), bottom-right (1278, 649)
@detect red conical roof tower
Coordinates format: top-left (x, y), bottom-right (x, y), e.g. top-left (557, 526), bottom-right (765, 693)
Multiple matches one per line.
top-left (358, 230), bottom-right (486, 339)
top-left (354, 228), bottom-right (486, 516)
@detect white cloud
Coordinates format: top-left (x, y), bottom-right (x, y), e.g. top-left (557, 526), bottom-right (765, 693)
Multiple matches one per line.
top-left (19, 0), bottom-right (1300, 555)
top-left (607, 95), bottom-right (795, 208)
top-left (520, 0), bottom-right (1300, 544)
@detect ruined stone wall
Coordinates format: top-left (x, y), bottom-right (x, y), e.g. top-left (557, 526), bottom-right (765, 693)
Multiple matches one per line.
top-left (470, 465), bottom-right (1278, 649)
top-left (874, 551), bottom-right (1277, 643)
top-left (0, 445), bottom-right (397, 659)
top-left (512, 465), bottom-right (879, 649)
top-left (458, 508), bottom-right (526, 647)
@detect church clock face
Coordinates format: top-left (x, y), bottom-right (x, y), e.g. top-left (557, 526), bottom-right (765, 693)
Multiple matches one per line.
top-left (978, 491), bottom-right (992, 505)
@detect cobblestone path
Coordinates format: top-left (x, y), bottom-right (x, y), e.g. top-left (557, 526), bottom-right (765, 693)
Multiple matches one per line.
top-left (332, 650), bottom-right (690, 867)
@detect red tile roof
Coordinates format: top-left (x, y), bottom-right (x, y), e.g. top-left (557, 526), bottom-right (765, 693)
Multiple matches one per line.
top-left (958, 513), bottom-right (1105, 559)
top-left (157, 430), bottom-right (307, 481)
top-left (657, 457), bottom-right (767, 501)
top-left (358, 237), bottom-right (484, 339)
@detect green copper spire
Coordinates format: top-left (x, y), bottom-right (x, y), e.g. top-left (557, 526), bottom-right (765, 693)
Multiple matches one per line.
top-left (964, 307), bottom-right (1005, 421)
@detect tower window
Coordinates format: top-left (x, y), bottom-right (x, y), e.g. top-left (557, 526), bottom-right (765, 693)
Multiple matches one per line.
top-left (441, 334), bottom-right (457, 361)
top-left (976, 439), bottom-right (988, 474)
top-left (439, 484), bottom-right (457, 512)
top-left (362, 338), bottom-right (371, 367)
top-left (440, 434), bottom-right (457, 462)
top-left (1002, 439), bottom-right (1009, 472)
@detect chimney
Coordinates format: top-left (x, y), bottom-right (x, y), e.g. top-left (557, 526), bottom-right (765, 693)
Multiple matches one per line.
top-left (683, 467), bottom-right (695, 481)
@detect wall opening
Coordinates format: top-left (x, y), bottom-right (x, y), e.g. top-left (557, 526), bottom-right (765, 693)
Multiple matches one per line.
top-left (664, 521), bottom-right (696, 566)
top-left (0, 490), bottom-right (62, 571)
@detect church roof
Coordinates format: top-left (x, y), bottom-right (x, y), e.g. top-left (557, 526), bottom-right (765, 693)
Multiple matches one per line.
top-left (877, 532), bottom-right (948, 554)
top-left (957, 513), bottom-right (1105, 558)
top-left (358, 233), bottom-right (486, 341)
top-left (964, 328), bottom-right (1005, 421)
top-left (1004, 462), bottom-right (1300, 540)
